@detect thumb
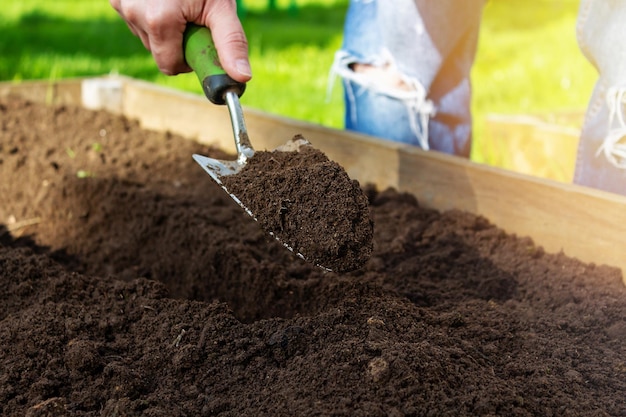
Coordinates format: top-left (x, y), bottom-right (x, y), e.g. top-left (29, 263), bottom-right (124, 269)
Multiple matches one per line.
top-left (204, 9), bottom-right (252, 83)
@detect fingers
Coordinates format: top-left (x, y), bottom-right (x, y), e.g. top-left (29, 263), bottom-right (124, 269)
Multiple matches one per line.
top-left (144, 2), bottom-right (191, 75)
top-left (202, 2), bottom-right (252, 82)
top-left (109, 0), bottom-right (190, 75)
top-left (110, 0), bottom-right (252, 80)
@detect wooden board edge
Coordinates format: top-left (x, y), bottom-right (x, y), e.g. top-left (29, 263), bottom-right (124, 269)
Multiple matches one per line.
top-left (397, 147), bottom-right (626, 277)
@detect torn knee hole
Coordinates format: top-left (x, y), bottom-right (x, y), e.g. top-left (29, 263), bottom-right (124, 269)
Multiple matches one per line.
top-left (349, 62), bottom-right (415, 92)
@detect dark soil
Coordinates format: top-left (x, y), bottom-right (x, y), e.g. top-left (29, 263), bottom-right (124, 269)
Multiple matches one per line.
top-left (2, 97), bottom-right (626, 416)
top-left (221, 135), bottom-right (373, 272)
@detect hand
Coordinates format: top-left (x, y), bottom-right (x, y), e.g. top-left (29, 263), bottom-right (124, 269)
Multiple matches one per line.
top-left (110, 0), bottom-right (252, 82)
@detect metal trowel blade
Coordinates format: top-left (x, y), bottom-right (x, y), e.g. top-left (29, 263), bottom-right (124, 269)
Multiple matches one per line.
top-left (192, 154), bottom-right (256, 220)
top-left (192, 154), bottom-right (244, 183)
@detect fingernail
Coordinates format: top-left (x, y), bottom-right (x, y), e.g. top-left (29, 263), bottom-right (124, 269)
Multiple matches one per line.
top-left (236, 59), bottom-right (252, 78)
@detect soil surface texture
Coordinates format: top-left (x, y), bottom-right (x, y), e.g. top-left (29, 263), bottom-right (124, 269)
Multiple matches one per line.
top-left (2, 97), bottom-right (626, 417)
top-left (221, 135), bottom-right (373, 272)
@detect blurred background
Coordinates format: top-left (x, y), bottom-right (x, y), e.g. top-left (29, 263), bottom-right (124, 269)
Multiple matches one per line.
top-left (1, 0), bottom-right (596, 181)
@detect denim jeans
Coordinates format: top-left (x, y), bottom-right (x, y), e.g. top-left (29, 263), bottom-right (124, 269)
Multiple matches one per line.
top-left (575, 0), bottom-right (626, 195)
top-left (331, 0), bottom-right (485, 157)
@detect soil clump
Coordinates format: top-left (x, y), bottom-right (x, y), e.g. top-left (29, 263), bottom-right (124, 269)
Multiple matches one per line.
top-left (221, 135), bottom-right (373, 272)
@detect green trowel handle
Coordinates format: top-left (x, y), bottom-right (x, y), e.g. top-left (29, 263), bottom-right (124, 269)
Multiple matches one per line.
top-left (183, 24), bottom-right (246, 105)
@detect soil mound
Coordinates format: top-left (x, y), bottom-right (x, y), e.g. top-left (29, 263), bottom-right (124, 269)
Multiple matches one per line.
top-left (1, 97), bottom-right (626, 416)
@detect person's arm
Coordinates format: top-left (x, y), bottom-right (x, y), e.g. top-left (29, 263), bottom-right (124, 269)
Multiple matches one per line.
top-left (110, 0), bottom-right (252, 82)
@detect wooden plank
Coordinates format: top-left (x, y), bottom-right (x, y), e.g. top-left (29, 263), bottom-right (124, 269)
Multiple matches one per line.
top-left (0, 77), bottom-right (82, 106)
top-left (481, 113), bottom-right (581, 182)
top-left (2, 76), bottom-right (626, 280)
top-left (397, 147), bottom-right (626, 274)
top-left (121, 78), bottom-right (234, 151)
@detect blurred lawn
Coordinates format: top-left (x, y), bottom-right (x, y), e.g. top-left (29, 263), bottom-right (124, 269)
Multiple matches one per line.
top-left (0, 0), bottom-right (597, 165)
top-left (471, 0), bottom-right (596, 164)
top-left (0, 0), bottom-right (347, 127)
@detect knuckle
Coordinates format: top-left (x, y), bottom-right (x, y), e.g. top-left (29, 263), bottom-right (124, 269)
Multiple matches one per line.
top-left (140, 3), bottom-right (171, 34)
top-left (119, 3), bottom-right (139, 23)
top-left (143, 10), bottom-right (164, 33)
top-left (223, 31), bottom-right (249, 49)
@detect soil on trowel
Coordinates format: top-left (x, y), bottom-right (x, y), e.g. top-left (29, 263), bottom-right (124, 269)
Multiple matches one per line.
top-left (221, 135), bottom-right (373, 272)
top-left (2, 96), bottom-right (626, 416)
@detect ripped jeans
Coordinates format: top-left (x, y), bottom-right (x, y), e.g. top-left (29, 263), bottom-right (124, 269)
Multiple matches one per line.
top-left (331, 0), bottom-right (485, 157)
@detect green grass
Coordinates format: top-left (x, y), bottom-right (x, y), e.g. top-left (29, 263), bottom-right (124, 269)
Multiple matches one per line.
top-left (471, 0), bottom-right (597, 163)
top-left (1, 0), bottom-right (598, 165)
top-left (1, 0), bottom-right (347, 127)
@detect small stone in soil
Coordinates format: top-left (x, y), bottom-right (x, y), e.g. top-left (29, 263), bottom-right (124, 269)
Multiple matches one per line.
top-left (221, 135), bottom-right (373, 272)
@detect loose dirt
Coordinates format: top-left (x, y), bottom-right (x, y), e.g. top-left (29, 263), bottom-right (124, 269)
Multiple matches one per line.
top-left (2, 97), bottom-right (626, 416)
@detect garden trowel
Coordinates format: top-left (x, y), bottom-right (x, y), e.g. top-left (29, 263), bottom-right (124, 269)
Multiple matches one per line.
top-left (183, 25), bottom-right (373, 272)
top-left (183, 25), bottom-right (315, 260)
top-left (183, 24), bottom-right (254, 183)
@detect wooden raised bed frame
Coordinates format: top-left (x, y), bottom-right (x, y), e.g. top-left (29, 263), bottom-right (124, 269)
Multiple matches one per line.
top-left (3, 75), bottom-right (626, 282)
